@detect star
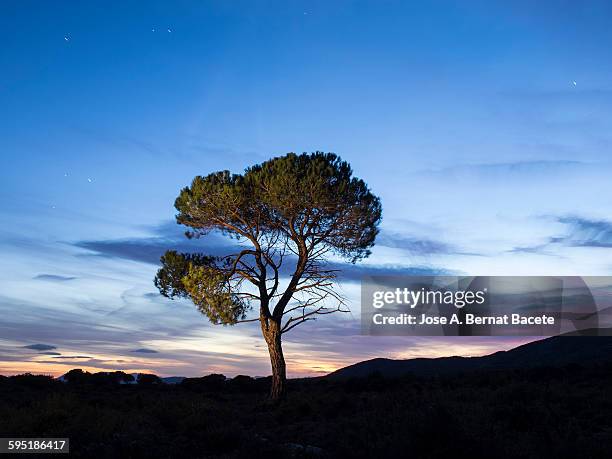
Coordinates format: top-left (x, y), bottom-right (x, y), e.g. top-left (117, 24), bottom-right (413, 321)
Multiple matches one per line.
top-left (64, 36), bottom-right (70, 42)
top-left (167, 28), bottom-right (172, 33)
top-left (87, 178), bottom-right (93, 183)
top-left (152, 28), bottom-right (156, 32)
top-left (572, 81), bottom-right (577, 86)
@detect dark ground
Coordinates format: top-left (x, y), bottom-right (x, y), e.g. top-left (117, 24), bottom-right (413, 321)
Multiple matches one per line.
top-left (1, 363), bottom-right (612, 458)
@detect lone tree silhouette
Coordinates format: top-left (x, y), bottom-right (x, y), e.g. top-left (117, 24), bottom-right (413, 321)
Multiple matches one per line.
top-left (154, 152), bottom-right (381, 400)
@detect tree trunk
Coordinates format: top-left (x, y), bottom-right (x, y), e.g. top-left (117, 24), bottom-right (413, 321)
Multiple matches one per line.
top-left (264, 321), bottom-right (286, 401)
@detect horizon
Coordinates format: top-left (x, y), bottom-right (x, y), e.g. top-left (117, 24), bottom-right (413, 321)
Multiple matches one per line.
top-left (2, 332), bottom-right (552, 379)
top-left (2, 1), bottom-right (612, 378)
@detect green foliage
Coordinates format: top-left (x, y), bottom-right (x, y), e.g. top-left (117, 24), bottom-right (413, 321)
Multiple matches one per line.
top-left (174, 152), bottom-right (382, 261)
top-left (182, 263), bottom-right (249, 324)
top-left (155, 152), bottom-right (382, 334)
top-left (174, 170), bottom-right (256, 241)
top-left (154, 251), bottom-right (249, 325)
top-left (154, 250), bottom-right (214, 298)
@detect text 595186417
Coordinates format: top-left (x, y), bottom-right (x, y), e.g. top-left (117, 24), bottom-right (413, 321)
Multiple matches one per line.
top-left (0, 438), bottom-right (69, 454)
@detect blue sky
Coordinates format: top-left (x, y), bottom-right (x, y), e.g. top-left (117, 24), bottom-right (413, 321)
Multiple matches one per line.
top-left (1, 0), bottom-right (612, 377)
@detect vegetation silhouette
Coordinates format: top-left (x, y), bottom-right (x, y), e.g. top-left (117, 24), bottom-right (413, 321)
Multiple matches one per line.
top-left (3, 336), bottom-right (612, 457)
top-left (2, 359), bottom-right (612, 458)
top-left (154, 152), bottom-right (381, 400)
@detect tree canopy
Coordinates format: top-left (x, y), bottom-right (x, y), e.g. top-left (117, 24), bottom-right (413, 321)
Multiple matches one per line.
top-left (155, 152), bottom-right (381, 329)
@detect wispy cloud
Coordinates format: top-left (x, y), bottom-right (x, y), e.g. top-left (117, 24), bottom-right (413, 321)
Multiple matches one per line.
top-left (555, 216), bottom-right (612, 248)
top-left (33, 274), bottom-right (77, 282)
top-left (52, 355), bottom-right (92, 360)
top-left (377, 232), bottom-right (481, 256)
top-left (506, 244), bottom-right (560, 257)
top-left (73, 221), bottom-right (237, 265)
top-left (72, 221), bottom-right (451, 281)
top-left (23, 344), bottom-right (56, 351)
top-left (131, 348), bottom-right (159, 354)
top-left (507, 216), bottom-right (612, 255)
top-left (426, 160), bottom-right (587, 178)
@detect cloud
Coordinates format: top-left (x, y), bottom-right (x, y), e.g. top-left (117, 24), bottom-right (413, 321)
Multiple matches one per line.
top-left (377, 232), bottom-right (481, 256)
top-left (73, 221), bottom-right (237, 265)
top-left (1, 292), bottom-right (528, 379)
top-left (131, 348), bottom-right (159, 354)
top-left (332, 262), bottom-right (449, 280)
top-left (507, 246), bottom-right (544, 254)
top-left (39, 351), bottom-right (61, 356)
top-left (52, 355), bottom-right (92, 359)
top-left (507, 216), bottom-right (612, 255)
top-left (377, 233), bottom-right (453, 254)
top-left (426, 160), bottom-right (586, 179)
top-left (33, 274), bottom-right (77, 282)
top-left (506, 244), bottom-right (560, 257)
top-left (23, 344), bottom-right (56, 351)
top-left (72, 222), bottom-right (452, 281)
top-left (555, 216), bottom-right (612, 248)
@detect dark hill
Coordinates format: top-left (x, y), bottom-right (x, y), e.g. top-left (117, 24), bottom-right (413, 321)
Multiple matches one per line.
top-left (328, 329), bottom-right (612, 380)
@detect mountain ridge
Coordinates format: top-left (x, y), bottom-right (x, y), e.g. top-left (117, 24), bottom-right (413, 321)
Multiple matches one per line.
top-left (328, 330), bottom-right (612, 380)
